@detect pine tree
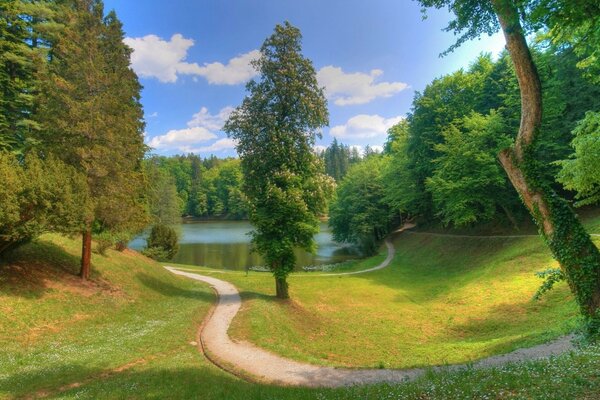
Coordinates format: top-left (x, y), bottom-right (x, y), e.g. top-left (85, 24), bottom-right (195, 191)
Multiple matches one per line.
top-left (37, 0), bottom-right (147, 279)
top-left (0, 0), bottom-right (56, 153)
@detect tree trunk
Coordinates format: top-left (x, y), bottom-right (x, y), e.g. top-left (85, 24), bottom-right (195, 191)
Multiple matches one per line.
top-left (500, 203), bottom-right (519, 231)
top-left (492, 0), bottom-right (600, 330)
top-left (275, 276), bottom-right (289, 299)
top-left (80, 229), bottom-right (92, 280)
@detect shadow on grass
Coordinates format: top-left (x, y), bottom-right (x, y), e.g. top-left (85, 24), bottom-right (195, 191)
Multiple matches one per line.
top-left (0, 239), bottom-right (82, 299)
top-left (0, 363), bottom-right (317, 400)
top-left (136, 273), bottom-right (214, 302)
top-left (238, 290), bottom-right (281, 303)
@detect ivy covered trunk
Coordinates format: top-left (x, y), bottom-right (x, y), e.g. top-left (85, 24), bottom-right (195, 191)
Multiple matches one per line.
top-left (275, 276), bottom-right (289, 299)
top-left (492, 0), bottom-right (600, 332)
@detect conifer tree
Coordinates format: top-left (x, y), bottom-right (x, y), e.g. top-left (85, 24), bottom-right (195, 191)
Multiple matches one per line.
top-left (38, 0), bottom-right (147, 279)
top-left (225, 22), bottom-right (330, 299)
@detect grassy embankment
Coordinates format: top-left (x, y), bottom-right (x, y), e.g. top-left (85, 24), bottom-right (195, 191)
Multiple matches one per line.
top-left (0, 213), bottom-right (599, 399)
top-left (177, 213), bottom-right (600, 369)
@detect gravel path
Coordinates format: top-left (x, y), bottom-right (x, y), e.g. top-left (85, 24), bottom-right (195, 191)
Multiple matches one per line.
top-left (165, 228), bottom-right (576, 387)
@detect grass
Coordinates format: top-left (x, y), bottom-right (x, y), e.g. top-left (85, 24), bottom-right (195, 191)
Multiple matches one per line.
top-left (0, 214), bottom-right (599, 399)
top-left (175, 232), bottom-right (596, 369)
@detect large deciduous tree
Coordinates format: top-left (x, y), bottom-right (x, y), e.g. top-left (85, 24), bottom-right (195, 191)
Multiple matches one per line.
top-left (418, 0), bottom-right (600, 333)
top-left (225, 22), bottom-right (330, 299)
top-left (38, 0), bottom-right (147, 279)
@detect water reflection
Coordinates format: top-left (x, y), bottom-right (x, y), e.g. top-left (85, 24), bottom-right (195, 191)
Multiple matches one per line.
top-left (129, 220), bottom-right (358, 270)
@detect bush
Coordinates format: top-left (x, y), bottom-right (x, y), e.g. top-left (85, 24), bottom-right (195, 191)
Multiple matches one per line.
top-left (0, 152), bottom-right (90, 256)
top-left (144, 224), bottom-right (179, 260)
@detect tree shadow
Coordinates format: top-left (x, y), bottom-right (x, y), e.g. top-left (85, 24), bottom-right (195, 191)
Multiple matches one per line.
top-left (136, 273), bottom-right (214, 302)
top-left (0, 239), bottom-right (82, 299)
top-left (1, 362), bottom-right (317, 400)
top-left (238, 290), bottom-right (281, 303)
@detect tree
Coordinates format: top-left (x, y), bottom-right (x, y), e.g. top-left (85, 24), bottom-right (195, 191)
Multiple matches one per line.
top-left (0, 152), bottom-right (89, 255)
top-left (426, 111), bottom-right (519, 227)
top-left (418, 0), bottom-right (600, 333)
top-left (145, 158), bottom-right (182, 225)
top-left (37, 0), bottom-right (147, 280)
top-left (143, 224), bottom-right (179, 261)
top-left (225, 22), bottom-right (329, 299)
top-left (330, 156), bottom-right (395, 255)
top-left (0, 0), bottom-right (56, 154)
top-left (382, 121), bottom-right (422, 218)
top-left (531, 0), bottom-right (600, 83)
top-left (557, 111), bottom-right (600, 206)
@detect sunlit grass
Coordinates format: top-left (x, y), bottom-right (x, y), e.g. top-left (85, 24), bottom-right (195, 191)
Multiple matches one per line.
top-left (174, 218), bottom-right (600, 369)
top-left (1, 215), bottom-right (599, 399)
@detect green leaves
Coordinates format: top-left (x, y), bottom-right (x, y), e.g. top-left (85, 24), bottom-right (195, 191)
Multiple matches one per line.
top-left (329, 156), bottom-right (395, 255)
top-left (426, 111), bottom-right (514, 226)
top-left (0, 152), bottom-right (90, 255)
top-left (556, 111), bottom-right (600, 206)
top-left (224, 22), bottom-right (329, 294)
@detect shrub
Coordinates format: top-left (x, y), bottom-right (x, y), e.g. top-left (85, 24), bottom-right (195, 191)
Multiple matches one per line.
top-left (144, 224), bottom-right (179, 260)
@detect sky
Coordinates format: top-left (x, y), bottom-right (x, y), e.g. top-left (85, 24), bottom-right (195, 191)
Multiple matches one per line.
top-left (103, 0), bottom-right (506, 157)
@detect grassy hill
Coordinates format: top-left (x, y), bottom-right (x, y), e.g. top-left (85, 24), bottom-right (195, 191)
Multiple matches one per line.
top-left (1, 215), bottom-right (600, 399)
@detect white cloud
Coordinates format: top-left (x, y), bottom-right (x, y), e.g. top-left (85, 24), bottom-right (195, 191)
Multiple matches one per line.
top-left (184, 138), bottom-right (238, 154)
top-left (124, 33), bottom-right (258, 85)
top-left (148, 127), bottom-right (217, 150)
top-left (313, 144), bottom-right (327, 153)
top-left (330, 114), bottom-right (404, 140)
top-left (125, 34), bottom-right (196, 83)
top-left (147, 106), bottom-right (238, 154)
top-left (197, 50), bottom-right (260, 85)
top-left (317, 66), bottom-right (409, 106)
top-left (188, 106), bottom-right (234, 130)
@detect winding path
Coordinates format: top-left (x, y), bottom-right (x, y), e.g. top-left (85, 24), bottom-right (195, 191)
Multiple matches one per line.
top-left (165, 227), bottom-right (576, 388)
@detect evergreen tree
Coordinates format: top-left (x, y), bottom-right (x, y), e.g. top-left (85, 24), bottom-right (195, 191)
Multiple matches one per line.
top-left (37, 0), bottom-right (147, 279)
top-left (225, 22), bottom-right (329, 299)
top-left (0, 0), bottom-right (56, 153)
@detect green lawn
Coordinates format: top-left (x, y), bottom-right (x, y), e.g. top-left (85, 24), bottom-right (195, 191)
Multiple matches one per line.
top-left (1, 216), bottom-right (599, 399)
top-left (175, 232), bottom-right (593, 369)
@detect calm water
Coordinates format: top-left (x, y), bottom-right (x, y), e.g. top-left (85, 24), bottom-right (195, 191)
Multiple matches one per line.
top-left (129, 220), bottom-right (358, 270)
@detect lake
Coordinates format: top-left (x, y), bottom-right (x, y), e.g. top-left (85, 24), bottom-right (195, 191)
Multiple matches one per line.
top-left (129, 220), bottom-right (358, 271)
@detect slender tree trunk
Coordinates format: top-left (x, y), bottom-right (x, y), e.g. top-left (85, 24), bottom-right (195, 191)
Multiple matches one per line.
top-left (275, 276), bottom-right (289, 299)
top-left (80, 229), bottom-right (92, 280)
top-left (500, 203), bottom-right (519, 231)
top-left (492, 0), bottom-right (600, 330)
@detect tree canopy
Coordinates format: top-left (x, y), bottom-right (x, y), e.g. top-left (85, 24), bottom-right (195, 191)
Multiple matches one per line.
top-left (225, 22), bottom-right (331, 299)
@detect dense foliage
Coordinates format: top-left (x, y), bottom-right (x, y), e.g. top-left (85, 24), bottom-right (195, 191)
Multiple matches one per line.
top-left (0, 152), bottom-right (89, 254)
top-left (143, 224), bottom-right (179, 261)
top-left (0, 1), bottom-right (148, 279)
top-left (225, 22), bottom-right (332, 299)
top-left (556, 112), bottom-right (600, 207)
top-left (329, 156), bottom-right (396, 254)
top-left (145, 155), bottom-right (248, 219)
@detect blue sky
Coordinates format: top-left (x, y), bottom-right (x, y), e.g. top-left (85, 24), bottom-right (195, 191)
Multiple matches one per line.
top-left (103, 0), bottom-right (505, 157)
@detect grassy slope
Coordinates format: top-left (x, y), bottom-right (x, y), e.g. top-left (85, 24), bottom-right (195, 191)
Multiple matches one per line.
top-left (178, 228), bottom-right (600, 369)
top-left (0, 215), bottom-right (599, 399)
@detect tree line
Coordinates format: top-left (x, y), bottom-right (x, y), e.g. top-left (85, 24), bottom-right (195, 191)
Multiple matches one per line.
top-left (331, 45), bottom-right (600, 253)
top-left (144, 155), bottom-right (248, 222)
